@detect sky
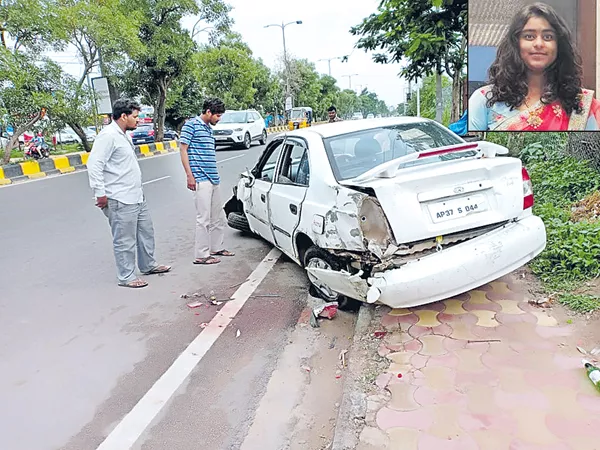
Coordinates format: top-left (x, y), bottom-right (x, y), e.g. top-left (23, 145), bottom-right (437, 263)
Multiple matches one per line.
top-left (51, 0), bottom-right (407, 109)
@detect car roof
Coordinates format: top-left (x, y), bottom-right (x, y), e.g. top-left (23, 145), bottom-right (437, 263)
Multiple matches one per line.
top-left (284, 116), bottom-right (436, 139)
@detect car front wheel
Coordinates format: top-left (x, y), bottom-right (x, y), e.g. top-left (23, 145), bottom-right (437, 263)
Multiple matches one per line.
top-left (242, 132), bottom-right (251, 149)
top-left (259, 129), bottom-right (267, 145)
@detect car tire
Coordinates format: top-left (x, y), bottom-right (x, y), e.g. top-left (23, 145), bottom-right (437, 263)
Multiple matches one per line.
top-left (259, 129), bottom-right (267, 145)
top-left (242, 132), bottom-right (251, 149)
top-left (227, 212), bottom-right (251, 233)
top-left (303, 246), bottom-right (361, 312)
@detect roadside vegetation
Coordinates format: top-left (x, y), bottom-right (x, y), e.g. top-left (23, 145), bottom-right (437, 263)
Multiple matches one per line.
top-left (486, 132), bottom-right (600, 313)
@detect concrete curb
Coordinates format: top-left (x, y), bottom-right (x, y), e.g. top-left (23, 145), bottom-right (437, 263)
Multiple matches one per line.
top-left (0, 140), bottom-right (179, 185)
top-left (265, 120), bottom-right (328, 135)
top-left (331, 304), bottom-right (374, 450)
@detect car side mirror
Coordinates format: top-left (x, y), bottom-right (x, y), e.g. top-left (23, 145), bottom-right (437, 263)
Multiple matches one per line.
top-left (243, 167), bottom-right (255, 188)
top-left (248, 119), bottom-right (255, 123)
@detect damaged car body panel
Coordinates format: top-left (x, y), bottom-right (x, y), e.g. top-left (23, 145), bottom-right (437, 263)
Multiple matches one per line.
top-left (226, 117), bottom-right (547, 309)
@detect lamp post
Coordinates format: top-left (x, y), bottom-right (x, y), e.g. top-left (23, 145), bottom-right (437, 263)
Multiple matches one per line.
top-left (265, 20), bottom-right (303, 115)
top-left (342, 74), bottom-right (359, 90)
top-left (317, 56), bottom-right (345, 76)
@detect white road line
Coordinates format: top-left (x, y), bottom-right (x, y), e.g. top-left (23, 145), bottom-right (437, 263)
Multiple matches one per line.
top-left (218, 154), bottom-right (245, 163)
top-left (96, 247), bottom-right (282, 450)
top-left (142, 175), bottom-right (170, 185)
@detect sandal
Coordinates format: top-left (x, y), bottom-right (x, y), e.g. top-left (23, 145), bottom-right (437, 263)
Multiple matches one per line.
top-left (119, 278), bottom-right (148, 288)
top-left (142, 264), bottom-right (172, 275)
top-left (211, 250), bottom-right (235, 257)
top-left (193, 256), bottom-right (221, 265)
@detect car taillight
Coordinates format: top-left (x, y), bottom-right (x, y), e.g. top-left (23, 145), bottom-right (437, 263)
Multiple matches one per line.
top-left (149, 130), bottom-right (155, 136)
top-left (522, 167), bottom-right (534, 209)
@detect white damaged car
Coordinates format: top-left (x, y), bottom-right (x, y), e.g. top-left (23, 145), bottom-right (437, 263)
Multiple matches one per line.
top-left (224, 117), bottom-right (547, 310)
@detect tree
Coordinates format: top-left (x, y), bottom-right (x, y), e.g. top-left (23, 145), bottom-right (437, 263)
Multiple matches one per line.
top-left (351, 0), bottom-right (466, 122)
top-left (335, 89), bottom-right (360, 119)
top-left (315, 75), bottom-right (340, 120)
top-left (406, 73), bottom-right (452, 125)
top-left (252, 58), bottom-right (284, 116)
top-left (284, 58), bottom-right (321, 111)
top-left (0, 48), bottom-right (61, 163)
top-left (127, 0), bottom-right (231, 141)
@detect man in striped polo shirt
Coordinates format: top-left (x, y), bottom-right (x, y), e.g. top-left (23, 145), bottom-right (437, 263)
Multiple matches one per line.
top-left (180, 98), bottom-right (235, 265)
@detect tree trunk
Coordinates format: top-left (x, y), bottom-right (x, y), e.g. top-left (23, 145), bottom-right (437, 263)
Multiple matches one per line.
top-left (451, 73), bottom-right (462, 123)
top-left (3, 111), bottom-right (42, 164)
top-left (435, 72), bottom-right (443, 123)
top-left (155, 78), bottom-right (168, 142)
top-left (68, 122), bottom-right (92, 153)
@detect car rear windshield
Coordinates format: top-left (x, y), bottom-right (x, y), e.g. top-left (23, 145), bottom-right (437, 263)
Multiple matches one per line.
top-left (323, 121), bottom-right (469, 181)
top-left (220, 112), bottom-right (248, 123)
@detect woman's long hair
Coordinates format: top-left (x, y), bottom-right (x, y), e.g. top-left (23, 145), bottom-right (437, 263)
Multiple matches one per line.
top-left (486, 2), bottom-right (583, 115)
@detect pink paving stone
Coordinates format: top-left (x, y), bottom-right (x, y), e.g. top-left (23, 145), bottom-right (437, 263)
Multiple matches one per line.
top-left (418, 433), bottom-right (479, 450)
top-left (469, 325), bottom-right (504, 340)
top-left (545, 414), bottom-right (600, 439)
top-left (410, 353), bottom-right (430, 370)
top-left (438, 311), bottom-right (478, 326)
top-left (378, 343), bottom-right (392, 357)
top-left (494, 389), bottom-right (550, 410)
top-left (455, 369), bottom-right (499, 388)
top-left (432, 323), bottom-right (454, 336)
top-left (553, 354), bottom-right (583, 371)
top-left (463, 300), bottom-right (502, 313)
top-left (413, 385), bottom-right (467, 407)
top-left (376, 406), bottom-right (434, 431)
top-left (534, 325), bottom-right (573, 339)
top-left (404, 339), bottom-right (423, 353)
top-left (577, 393), bottom-right (600, 412)
top-left (509, 440), bottom-right (571, 450)
top-left (381, 314), bottom-right (401, 330)
top-left (411, 301), bottom-right (446, 312)
top-left (426, 353), bottom-right (459, 369)
top-left (408, 325), bottom-right (435, 339)
top-left (458, 412), bottom-right (518, 433)
top-left (495, 312), bottom-right (537, 326)
top-left (443, 336), bottom-right (469, 352)
top-left (523, 369), bottom-right (580, 390)
top-left (398, 314), bottom-right (419, 325)
top-left (473, 284), bottom-right (493, 292)
top-left (485, 290), bottom-right (523, 301)
top-left (376, 372), bottom-right (393, 390)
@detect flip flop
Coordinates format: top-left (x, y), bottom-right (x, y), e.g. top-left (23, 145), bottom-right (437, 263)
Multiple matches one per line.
top-left (142, 265), bottom-right (172, 275)
top-left (193, 256), bottom-right (221, 265)
top-left (118, 278), bottom-right (148, 288)
top-left (211, 250), bottom-right (235, 257)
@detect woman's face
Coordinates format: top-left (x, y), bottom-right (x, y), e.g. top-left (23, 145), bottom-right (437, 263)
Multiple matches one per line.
top-left (518, 16), bottom-right (558, 73)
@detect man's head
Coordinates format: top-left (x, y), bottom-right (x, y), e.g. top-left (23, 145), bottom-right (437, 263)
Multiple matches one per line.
top-left (201, 98), bottom-right (226, 126)
top-left (328, 106), bottom-right (338, 121)
top-left (112, 98), bottom-right (141, 131)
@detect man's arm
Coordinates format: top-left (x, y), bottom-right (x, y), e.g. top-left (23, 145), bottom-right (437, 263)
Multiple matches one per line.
top-left (87, 132), bottom-right (113, 208)
top-left (179, 122), bottom-right (196, 191)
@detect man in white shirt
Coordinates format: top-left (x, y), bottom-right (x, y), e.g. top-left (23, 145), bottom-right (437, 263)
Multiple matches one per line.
top-left (87, 98), bottom-right (171, 288)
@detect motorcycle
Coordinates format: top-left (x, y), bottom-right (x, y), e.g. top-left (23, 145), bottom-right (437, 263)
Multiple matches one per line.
top-left (25, 139), bottom-right (50, 159)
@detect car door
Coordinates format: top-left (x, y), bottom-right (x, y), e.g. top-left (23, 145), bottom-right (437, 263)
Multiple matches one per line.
top-left (267, 138), bottom-right (310, 260)
top-left (252, 112), bottom-right (263, 139)
top-left (245, 138), bottom-right (286, 243)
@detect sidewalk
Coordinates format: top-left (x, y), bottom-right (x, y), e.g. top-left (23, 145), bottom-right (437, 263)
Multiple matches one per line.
top-left (338, 273), bottom-right (600, 450)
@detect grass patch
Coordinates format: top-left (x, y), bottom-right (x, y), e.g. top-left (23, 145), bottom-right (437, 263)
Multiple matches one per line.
top-left (558, 293), bottom-right (600, 314)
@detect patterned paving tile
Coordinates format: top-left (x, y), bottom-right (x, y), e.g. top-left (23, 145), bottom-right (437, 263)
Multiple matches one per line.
top-left (438, 311), bottom-right (478, 326)
top-left (386, 351), bottom-right (412, 365)
top-left (494, 388), bottom-right (550, 410)
top-left (409, 323), bottom-right (454, 339)
top-left (414, 310), bottom-right (441, 327)
top-left (541, 387), bottom-right (588, 419)
top-left (495, 299), bottom-right (526, 315)
top-left (471, 309), bottom-right (500, 327)
top-left (454, 346), bottom-right (489, 373)
top-left (409, 353), bottom-right (429, 370)
top-left (511, 407), bottom-right (562, 446)
top-left (442, 299), bottom-right (468, 315)
top-left (545, 414), bottom-right (600, 439)
top-left (388, 383), bottom-right (420, 411)
top-left (577, 392), bottom-right (600, 413)
top-left (427, 403), bottom-right (465, 439)
top-left (447, 322), bottom-right (479, 341)
top-left (508, 440), bottom-right (572, 450)
top-left (466, 384), bottom-right (506, 415)
top-left (426, 353), bottom-right (459, 369)
top-left (403, 339), bottom-right (423, 353)
top-left (413, 385), bottom-right (466, 407)
top-left (412, 366), bottom-right (455, 390)
top-left (418, 335), bottom-right (448, 357)
top-left (531, 310), bottom-right (558, 327)
top-left (381, 313), bottom-right (401, 330)
top-left (388, 308), bottom-right (413, 316)
top-left (470, 430), bottom-right (513, 450)
top-left (376, 407), bottom-right (434, 431)
top-left (458, 411), bottom-right (518, 433)
top-left (418, 432), bottom-right (479, 450)
top-left (386, 427), bottom-right (419, 449)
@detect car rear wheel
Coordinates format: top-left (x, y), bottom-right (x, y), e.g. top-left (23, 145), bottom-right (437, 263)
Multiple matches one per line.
top-left (303, 246), bottom-right (361, 312)
top-left (259, 129), bottom-right (267, 145)
top-left (242, 132), bottom-right (251, 149)
top-left (227, 212), bottom-right (251, 233)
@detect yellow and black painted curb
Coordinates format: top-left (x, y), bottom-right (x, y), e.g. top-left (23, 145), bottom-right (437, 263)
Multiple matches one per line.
top-left (0, 140), bottom-right (179, 185)
top-left (266, 121), bottom-right (328, 134)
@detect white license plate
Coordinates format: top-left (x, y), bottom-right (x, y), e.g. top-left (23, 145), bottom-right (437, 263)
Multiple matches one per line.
top-left (428, 195), bottom-right (488, 223)
top-left (215, 136), bottom-right (227, 141)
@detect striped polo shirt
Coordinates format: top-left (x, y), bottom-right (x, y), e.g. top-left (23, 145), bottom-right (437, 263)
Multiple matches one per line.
top-left (180, 117), bottom-right (220, 184)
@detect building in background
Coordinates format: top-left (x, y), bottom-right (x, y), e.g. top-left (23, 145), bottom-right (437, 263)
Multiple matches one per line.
top-left (468, 0), bottom-right (599, 98)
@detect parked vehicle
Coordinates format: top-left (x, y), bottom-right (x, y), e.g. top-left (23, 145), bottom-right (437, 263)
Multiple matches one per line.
top-left (224, 117), bottom-right (547, 310)
top-left (130, 125), bottom-right (178, 145)
top-left (213, 109), bottom-right (267, 149)
top-left (351, 112), bottom-right (364, 120)
top-left (288, 107), bottom-right (313, 130)
top-left (54, 129), bottom-right (80, 144)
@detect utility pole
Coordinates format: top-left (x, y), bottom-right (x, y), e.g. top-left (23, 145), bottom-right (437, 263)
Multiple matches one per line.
top-left (317, 56), bottom-right (345, 76)
top-left (265, 20), bottom-right (303, 117)
top-left (342, 74), bottom-right (358, 90)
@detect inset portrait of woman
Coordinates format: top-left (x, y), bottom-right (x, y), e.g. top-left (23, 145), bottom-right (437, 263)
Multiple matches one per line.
top-left (468, 2), bottom-right (600, 131)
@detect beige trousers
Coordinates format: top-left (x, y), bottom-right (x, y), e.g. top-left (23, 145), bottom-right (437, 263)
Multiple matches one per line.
top-left (194, 181), bottom-right (226, 259)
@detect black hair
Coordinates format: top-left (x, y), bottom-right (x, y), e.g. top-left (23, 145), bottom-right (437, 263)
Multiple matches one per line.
top-left (112, 98), bottom-right (141, 120)
top-left (202, 98), bottom-right (226, 115)
top-left (328, 106), bottom-right (337, 112)
top-left (487, 2), bottom-right (583, 115)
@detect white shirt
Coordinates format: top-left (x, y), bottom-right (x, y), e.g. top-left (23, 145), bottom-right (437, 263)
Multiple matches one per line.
top-left (87, 121), bottom-right (144, 204)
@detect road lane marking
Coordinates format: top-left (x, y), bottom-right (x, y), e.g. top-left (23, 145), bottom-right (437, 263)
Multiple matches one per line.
top-left (218, 154), bottom-right (245, 164)
top-left (96, 247), bottom-right (282, 450)
top-left (142, 176), bottom-right (170, 185)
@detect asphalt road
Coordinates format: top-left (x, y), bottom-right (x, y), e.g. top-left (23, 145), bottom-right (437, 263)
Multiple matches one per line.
top-left (0, 139), bottom-right (351, 450)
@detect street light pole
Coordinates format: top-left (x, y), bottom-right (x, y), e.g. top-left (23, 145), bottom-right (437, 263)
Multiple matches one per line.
top-left (342, 74), bottom-right (358, 90)
top-left (265, 20), bottom-right (303, 116)
top-left (317, 56), bottom-right (344, 76)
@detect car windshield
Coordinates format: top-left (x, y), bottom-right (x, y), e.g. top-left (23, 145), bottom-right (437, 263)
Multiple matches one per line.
top-left (290, 109), bottom-right (306, 119)
top-left (220, 112), bottom-right (248, 124)
top-left (323, 121), bottom-right (470, 181)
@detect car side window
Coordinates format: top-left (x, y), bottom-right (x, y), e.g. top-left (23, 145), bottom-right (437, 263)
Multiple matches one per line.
top-left (253, 112), bottom-right (261, 121)
top-left (276, 142), bottom-right (310, 186)
top-left (258, 141), bottom-right (284, 182)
